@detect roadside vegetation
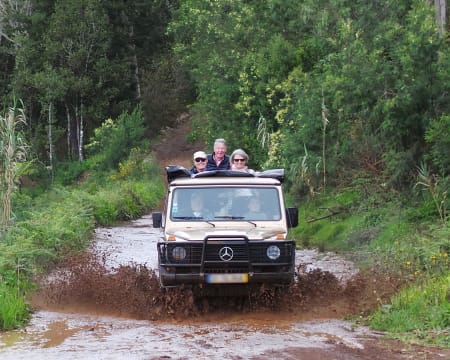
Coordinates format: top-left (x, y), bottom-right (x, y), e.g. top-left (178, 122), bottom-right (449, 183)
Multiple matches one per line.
top-left (0, 105), bottom-right (164, 330)
top-left (168, 0), bottom-right (450, 348)
top-left (0, 0), bottom-right (449, 349)
top-left (291, 175), bottom-right (449, 346)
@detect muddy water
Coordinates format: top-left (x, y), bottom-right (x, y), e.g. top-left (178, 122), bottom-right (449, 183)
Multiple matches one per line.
top-left (1, 214), bottom-right (446, 360)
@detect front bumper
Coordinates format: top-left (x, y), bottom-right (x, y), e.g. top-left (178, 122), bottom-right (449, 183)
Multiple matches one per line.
top-left (157, 235), bottom-right (295, 288)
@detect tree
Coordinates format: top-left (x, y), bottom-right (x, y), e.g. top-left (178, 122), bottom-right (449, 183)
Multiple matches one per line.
top-left (430, 0), bottom-right (447, 34)
top-left (170, 0), bottom-right (449, 194)
top-left (42, 0), bottom-right (114, 161)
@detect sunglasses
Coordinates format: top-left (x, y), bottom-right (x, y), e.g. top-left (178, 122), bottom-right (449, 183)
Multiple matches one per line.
top-left (195, 158), bottom-right (207, 162)
top-left (233, 158), bottom-right (246, 162)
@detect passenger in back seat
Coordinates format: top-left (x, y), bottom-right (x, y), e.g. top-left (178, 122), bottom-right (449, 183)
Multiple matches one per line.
top-left (230, 149), bottom-right (255, 174)
top-left (189, 151), bottom-right (208, 174)
top-left (206, 138), bottom-right (231, 170)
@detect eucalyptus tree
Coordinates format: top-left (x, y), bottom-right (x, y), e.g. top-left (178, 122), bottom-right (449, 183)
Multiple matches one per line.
top-left (105, 0), bottom-right (185, 135)
top-left (10, 0), bottom-right (179, 164)
top-left (0, 0), bottom-right (33, 101)
top-left (42, 0), bottom-right (113, 161)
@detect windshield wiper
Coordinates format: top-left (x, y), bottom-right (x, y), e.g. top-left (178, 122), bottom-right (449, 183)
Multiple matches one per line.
top-left (213, 216), bottom-right (245, 220)
top-left (173, 216), bottom-right (216, 227)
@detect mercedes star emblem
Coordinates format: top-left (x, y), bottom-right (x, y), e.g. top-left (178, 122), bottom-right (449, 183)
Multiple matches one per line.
top-left (218, 246), bottom-right (234, 261)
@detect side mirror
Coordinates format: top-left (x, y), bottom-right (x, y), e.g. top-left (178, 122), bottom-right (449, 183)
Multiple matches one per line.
top-left (152, 212), bottom-right (162, 228)
top-left (286, 207), bottom-right (298, 228)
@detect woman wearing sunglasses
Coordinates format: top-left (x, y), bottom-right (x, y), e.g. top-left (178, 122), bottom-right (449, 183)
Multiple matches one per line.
top-left (189, 151), bottom-right (208, 174)
top-left (230, 148), bottom-right (253, 173)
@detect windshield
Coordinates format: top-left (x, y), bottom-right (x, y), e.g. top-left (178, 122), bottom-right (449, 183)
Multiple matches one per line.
top-left (170, 187), bottom-right (281, 221)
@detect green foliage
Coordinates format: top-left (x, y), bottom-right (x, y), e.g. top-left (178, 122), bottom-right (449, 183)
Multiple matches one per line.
top-left (414, 163), bottom-right (449, 224)
top-left (370, 275), bottom-right (450, 347)
top-left (291, 189), bottom-right (364, 250)
top-left (53, 160), bottom-right (91, 186)
top-left (88, 174), bottom-right (164, 226)
top-left (0, 282), bottom-right (29, 330)
top-left (0, 115), bottom-right (165, 329)
top-left (85, 107), bottom-right (147, 171)
top-left (3, 0), bottom-right (179, 163)
top-left (141, 54), bottom-right (195, 135)
top-left (425, 115), bottom-right (450, 175)
top-left (170, 0), bottom-right (450, 191)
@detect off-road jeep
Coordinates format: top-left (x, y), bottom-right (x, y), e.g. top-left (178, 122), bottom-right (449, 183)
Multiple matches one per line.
top-left (152, 166), bottom-right (298, 293)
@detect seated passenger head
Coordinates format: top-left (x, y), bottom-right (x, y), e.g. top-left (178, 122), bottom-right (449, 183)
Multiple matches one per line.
top-left (190, 192), bottom-right (204, 211)
top-left (213, 138), bottom-right (227, 160)
top-left (193, 151), bottom-right (207, 172)
top-left (231, 148), bottom-right (249, 171)
top-left (248, 197), bottom-right (261, 212)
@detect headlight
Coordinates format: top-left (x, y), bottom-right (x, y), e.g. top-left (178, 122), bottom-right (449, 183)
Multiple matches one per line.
top-left (266, 245), bottom-right (281, 260)
top-left (172, 246), bottom-right (187, 261)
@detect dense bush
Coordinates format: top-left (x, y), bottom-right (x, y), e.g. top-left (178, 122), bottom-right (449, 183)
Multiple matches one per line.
top-left (85, 107), bottom-right (147, 171)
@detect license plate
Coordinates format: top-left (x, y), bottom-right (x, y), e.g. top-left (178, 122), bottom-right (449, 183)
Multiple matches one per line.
top-left (205, 273), bottom-right (249, 284)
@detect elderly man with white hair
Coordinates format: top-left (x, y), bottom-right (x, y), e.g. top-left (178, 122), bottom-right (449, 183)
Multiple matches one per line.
top-left (206, 138), bottom-right (231, 171)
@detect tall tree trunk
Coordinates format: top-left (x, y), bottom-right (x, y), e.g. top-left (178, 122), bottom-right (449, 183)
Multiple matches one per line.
top-left (48, 102), bottom-right (54, 183)
top-left (75, 103), bottom-right (80, 160)
top-left (321, 90), bottom-right (329, 192)
top-left (432, 0), bottom-right (447, 35)
top-left (78, 100), bottom-right (84, 161)
top-left (65, 103), bottom-right (72, 161)
top-left (129, 24), bottom-right (141, 100)
top-left (133, 52), bottom-right (141, 100)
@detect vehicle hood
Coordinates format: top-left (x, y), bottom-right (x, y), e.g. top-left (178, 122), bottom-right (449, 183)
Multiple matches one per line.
top-left (166, 222), bottom-right (287, 241)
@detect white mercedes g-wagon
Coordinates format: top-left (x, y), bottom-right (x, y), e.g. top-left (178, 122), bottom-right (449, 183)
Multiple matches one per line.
top-left (152, 166), bottom-right (298, 293)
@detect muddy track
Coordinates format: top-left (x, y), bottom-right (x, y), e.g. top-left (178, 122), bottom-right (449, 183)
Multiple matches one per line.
top-left (1, 217), bottom-right (449, 359)
top-left (1, 117), bottom-right (450, 359)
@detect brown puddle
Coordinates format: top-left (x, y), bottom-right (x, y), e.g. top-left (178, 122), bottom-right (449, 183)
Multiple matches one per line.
top-left (41, 321), bottom-right (89, 348)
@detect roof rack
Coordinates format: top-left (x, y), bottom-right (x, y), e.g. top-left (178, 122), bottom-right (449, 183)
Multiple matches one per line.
top-left (165, 165), bottom-right (285, 183)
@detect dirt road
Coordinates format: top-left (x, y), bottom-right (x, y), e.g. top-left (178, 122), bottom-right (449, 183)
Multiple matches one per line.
top-left (2, 118), bottom-right (449, 359)
top-left (1, 214), bottom-right (449, 360)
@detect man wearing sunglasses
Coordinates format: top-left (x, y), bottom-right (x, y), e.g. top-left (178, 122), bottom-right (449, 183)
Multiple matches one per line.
top-left (206, 138), bottom-right (231, 171)
top-left (190, 151), bottom-right (208, 174)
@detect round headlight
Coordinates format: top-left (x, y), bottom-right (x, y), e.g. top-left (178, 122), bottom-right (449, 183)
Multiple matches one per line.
top-left (266, 245), bottom-right (281, 260)
top-left (172, 246), bottom-right (187, 261)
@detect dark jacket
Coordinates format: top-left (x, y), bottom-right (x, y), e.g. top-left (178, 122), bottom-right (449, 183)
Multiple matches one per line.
top-left (206, 153), bottom-right (231, 171)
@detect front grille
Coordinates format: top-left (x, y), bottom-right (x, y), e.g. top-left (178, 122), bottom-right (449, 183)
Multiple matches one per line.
top-left (160, 238), bottom-right (294, 270)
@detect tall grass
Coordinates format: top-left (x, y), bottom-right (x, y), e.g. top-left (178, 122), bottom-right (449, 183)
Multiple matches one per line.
top-left (370, 275), bottom-right (450, 347)
top-left (0, 282), bottom-right (29, 330)
top-left (0, 103), bottom-right (27, 233)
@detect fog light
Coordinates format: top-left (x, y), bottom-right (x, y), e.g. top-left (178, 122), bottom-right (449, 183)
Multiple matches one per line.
top-left (172, 246), bottom-right (187, 261)
top-left (266, 245), bottom-right (281, 260)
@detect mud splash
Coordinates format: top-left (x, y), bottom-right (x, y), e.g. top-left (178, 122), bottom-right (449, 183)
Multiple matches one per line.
top-left (33, 248), bottom-right (400, 323)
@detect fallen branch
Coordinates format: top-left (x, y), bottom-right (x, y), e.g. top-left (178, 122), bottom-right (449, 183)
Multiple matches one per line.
top-left (307, 207), bottom-right (345, 223)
